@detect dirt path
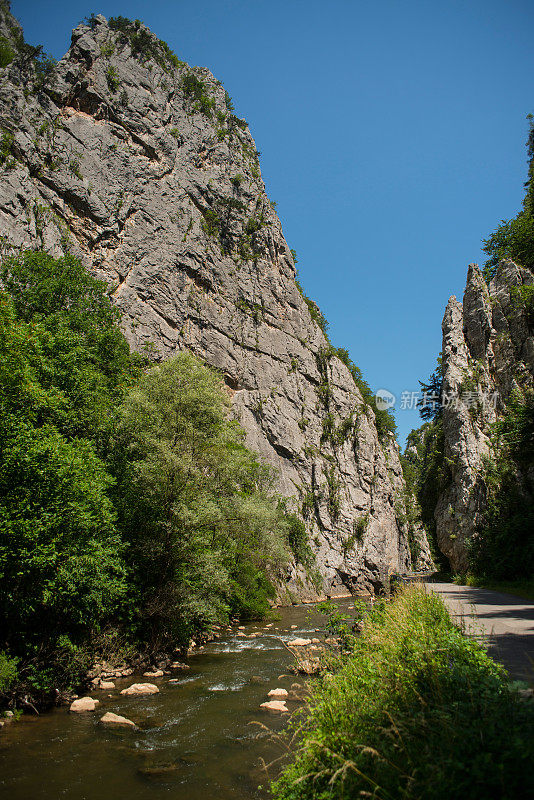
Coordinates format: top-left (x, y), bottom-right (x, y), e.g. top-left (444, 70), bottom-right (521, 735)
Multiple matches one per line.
top-left (425, 582), bottom-right (534, 684)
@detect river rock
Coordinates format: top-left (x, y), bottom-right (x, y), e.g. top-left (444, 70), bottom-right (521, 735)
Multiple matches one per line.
top-left (143, 670), bottom-right (164, 677)
top-left (287, 638), bottom-right (312, 647)
top-left (268, 688), bottom-right (288, 699)
top-left (100, 712), bottom-right (137, 729)
top-left (260, 700), bottom-right (289, 713)
top-left (170, 662), bottom-right (190, 670)
top-left (120, 683), bottom-right (159, 697)
top-left (70, 697), bottom-right (99, 713)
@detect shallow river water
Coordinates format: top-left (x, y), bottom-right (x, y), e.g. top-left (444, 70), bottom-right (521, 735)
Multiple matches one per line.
top-left (0, 599), bottom-right (355, 800)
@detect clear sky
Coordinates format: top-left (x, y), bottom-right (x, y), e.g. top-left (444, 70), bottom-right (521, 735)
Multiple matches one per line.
top-left (11, 0), bottom-right (534, 445)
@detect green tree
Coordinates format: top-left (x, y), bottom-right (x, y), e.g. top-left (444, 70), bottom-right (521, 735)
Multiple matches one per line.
top-left (115, 353), bottom-right (291, 645)
top-left (483, 115), bottom-right (534, 278)
top-left (0, 251), bottom-right (139, 696)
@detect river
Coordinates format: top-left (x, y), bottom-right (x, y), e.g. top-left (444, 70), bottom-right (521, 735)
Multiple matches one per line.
top-left (0, 599), bottom-right (356, 800)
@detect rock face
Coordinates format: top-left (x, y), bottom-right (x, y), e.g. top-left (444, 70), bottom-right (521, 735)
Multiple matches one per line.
top-left (0, 6), bottom-right (429, 595)
top-left (436, 261), bottom-right (534, 570)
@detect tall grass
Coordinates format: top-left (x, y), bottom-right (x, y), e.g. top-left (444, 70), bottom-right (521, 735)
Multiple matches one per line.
top-left (271, 585), bottom-right (534, 800)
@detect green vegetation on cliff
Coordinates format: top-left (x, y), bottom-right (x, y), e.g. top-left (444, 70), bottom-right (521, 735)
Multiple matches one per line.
top-left (0, 250), bottom-right (299, 703)
top-left (483, 116), bottom-right (534, 279)
top-left (272, 586), bottom-right (534, 800)
top-left (469, 389), bottom-right (534, 579)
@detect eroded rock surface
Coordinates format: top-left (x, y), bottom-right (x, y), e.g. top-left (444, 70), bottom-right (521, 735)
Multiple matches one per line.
top-left (0, 6), bottom-right (429, 595)
top-left (436, 261), bottom-right (534, 570)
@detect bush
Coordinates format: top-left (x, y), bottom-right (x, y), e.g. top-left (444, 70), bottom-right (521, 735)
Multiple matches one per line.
top-left (108, 16), bottom-right (184, 72)
top-left (272, 586), bottom-right (534, 800)
top-left (468, 390), bottom-right (534, 579)
top-left (0, 652), bottom-right (18, 694)
top-left (181, 73), bottom-right (215, 117)
top-left (483, 117), bottom-right (534, 279)
top-left (106, 65), bottom-right (119, 92)
top-left (483, 212), bottom-right (534, 279)
top-left (0, 36), bottom-right (15, 68)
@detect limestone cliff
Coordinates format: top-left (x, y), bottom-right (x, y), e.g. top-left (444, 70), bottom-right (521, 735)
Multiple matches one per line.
top-left (435, 260), bottom-right (534, 571)
top-left (0, 6), bottom-right (430, 595)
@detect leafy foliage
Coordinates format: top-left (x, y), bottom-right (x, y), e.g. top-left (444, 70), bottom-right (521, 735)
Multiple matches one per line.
top-left (0, 251), bottom-right (140, 697)
top-left (0, 651), bottom-right (18, 694)
top-left (108, 16), bottom-right (184, 72)
top-left (0, 251), bottom-right (305, 701)
top-left (114, 353), bottom-right (292, 642)
top-left (181, 72), bottom-right (215, 117)
top-left (0, 35), bottom-right (14, 68)
top-left (483, 116), bottom-right (534, 279)
top-left (468, 389), bottom-right (534, 579)
top-left (402, 420), bottom-right (450, 569)
top-left (417, 354), bottom-right (443, 421)
top-left (272, 586), bottom-right (534, 800)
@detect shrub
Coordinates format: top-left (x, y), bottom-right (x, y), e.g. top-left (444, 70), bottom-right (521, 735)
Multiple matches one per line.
top-left (513, 283), bottom-right (534, 326)
top-left (0, 36), bottom-right (15, 68)
top-left (468, 390), bottom-right (534, 579)
top-left (108, 16), bottom-right (184, 72)
top-left (483, 116), bottom-right (534, 279)
top-left (181, 73), bottom-right (215, 117)
top-left (106, 65), bottom-right (119, 92)
top-left (284, 511), bottom-right (314, 568)
top-left (272, 586), bottom-right (534, 800)
top-left (0, 127), bottom-right (15, 169)
top-left (0, 652), bottom-right (18, 694)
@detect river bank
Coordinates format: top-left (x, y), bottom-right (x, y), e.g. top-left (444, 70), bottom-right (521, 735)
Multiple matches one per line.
top-left (272, 585), bottom-right (534, 800)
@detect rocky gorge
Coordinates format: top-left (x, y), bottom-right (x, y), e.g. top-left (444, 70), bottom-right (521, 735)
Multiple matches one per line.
top-left (435, 259), bottom-right (534, 571)
top-left (0, 4), bottom-right (432, 598)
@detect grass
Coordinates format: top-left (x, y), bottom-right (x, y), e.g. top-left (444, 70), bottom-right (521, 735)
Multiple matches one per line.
top-left (271, 585), bottom-right (534, 800)
top-left (453, 574), bottom-right (534, 602)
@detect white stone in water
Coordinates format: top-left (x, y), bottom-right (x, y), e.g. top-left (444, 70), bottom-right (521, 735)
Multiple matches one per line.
top-left (99, 680), bottom-right (115, 690)
top-left (100, 712), bottom-right (137, 729)
top-left (260, 700), bottom-right (288, 713)
top-left (70, 697), bottom-right (99, 713)
top-left (268, 688), bottom-right (288, 698)
top-left (143, 670), bottom-right (164, 677)
top-left (120, 683), bottom-right (159, 697)
top-left (287, 638), bottom-right (312, 647)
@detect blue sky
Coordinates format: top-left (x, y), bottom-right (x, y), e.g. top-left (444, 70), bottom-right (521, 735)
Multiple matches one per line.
top-left (11, 0), bottom-right (534, 445)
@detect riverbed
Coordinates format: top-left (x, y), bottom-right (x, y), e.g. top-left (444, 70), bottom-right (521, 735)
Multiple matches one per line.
top-left (0, 599), bottom-right (356, 800)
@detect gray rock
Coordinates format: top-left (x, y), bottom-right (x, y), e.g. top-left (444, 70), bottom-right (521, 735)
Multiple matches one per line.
top-left (0, 8), bottom-right (430, 595)
top-left (435, 262), bottom-right (534, 570)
